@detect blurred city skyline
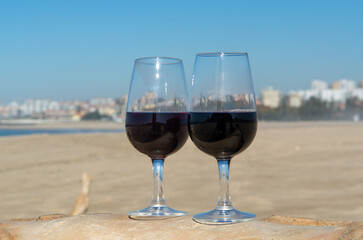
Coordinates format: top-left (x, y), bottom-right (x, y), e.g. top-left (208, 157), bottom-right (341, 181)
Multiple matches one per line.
top-left (1, 78), bottom-right (363, 122)
top-left (1, 0), bottom-right (363, 103)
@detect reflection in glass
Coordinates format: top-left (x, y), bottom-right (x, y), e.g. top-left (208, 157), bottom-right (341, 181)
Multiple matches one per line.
top-left (126, 57), bottom-right (188, 218)
top-left (188, 52), bottom-right (258, 224)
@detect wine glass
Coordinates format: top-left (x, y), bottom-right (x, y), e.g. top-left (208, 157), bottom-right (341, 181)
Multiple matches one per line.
top-left (126, 57), bottom-right (188, 218)
top-left (188, 52), bottom-right (257, 224)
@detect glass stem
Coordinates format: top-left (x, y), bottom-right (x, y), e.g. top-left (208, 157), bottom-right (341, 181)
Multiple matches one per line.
top-left (216, 159), bottom-right (233, 210)
top-left (150, 159), bottom-right (167, 207)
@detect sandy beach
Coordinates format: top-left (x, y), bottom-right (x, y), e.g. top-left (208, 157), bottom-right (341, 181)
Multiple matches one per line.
top-left (0, 121), bottom-right (362, 222)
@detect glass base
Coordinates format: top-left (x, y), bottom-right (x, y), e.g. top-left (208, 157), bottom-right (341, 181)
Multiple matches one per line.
top-left (129, 205), bottom-right (187, 219)
top-left (193, 208), bottom-right (256, 225)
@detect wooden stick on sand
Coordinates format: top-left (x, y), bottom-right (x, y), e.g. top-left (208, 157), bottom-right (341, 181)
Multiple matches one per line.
top-left (70, 172), bottom-right (91, 216)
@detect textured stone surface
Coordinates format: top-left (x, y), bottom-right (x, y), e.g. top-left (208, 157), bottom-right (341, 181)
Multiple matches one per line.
top-left (0, 214), bottom-right (362, 240)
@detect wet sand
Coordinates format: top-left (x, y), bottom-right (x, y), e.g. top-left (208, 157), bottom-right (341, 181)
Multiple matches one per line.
top-left (0, 122), bottom-right (362, 221)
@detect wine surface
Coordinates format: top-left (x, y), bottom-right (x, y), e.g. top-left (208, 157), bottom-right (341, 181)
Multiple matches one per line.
top-left (126, 112), bottom-right (188, 159)
top-left (188, 112), bottom-right (257, 159)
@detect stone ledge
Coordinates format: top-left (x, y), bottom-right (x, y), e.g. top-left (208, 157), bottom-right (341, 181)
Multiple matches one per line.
top-left (0, 214), bottom-right (362, 240)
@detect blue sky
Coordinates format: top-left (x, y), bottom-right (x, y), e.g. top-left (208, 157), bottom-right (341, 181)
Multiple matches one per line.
top-left (1, 0), bottom-right (362, 102)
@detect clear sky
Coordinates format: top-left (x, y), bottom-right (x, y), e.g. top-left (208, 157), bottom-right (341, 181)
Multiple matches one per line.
top-left (1, 0), bottom-right (362, 102)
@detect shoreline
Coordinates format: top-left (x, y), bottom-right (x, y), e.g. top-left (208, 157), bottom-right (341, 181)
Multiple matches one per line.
top-left (0, 128), bottom-right (124, 138)
top-left (1, 120), bottom-right (362, 130)
top-left (0, 121), bottom-right (123, 130)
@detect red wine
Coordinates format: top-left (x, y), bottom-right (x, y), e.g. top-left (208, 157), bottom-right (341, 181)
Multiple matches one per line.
top-left (188, 112), bottom-right (257, 159)
top-left (126, 112), bottom-right (188, 159)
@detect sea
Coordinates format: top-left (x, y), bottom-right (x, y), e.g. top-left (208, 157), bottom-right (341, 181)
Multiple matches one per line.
top-left (0, 128), bottom-right (124, 137)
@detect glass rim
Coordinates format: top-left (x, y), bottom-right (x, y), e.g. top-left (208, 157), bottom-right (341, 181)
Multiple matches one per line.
top-left (196, 52), bottom-right (248, 57)
top-left (135, 57), bottom-right (182, 65)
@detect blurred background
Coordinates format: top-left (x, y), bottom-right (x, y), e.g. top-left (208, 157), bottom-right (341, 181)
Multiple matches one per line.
top-left (1, 0), bottom-right (362, 121)
top-left (0, 0), bottom-right (362, 222)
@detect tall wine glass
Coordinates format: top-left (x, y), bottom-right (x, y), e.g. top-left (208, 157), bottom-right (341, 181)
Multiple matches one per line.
top-left (126, 57), bottom-right (188, 218)
top-left (188, 52), bottom-right (257, 224)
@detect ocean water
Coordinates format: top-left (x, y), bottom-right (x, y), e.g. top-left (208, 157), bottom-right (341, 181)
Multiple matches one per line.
top-left (0, 129), bottom-right (123, 137)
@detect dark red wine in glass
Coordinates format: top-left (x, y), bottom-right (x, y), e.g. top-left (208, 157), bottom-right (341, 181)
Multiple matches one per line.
top-left (188, 112), bottom-right (257, 159)
top-left (126, 112), bottom-right (188, 159)
top-left (125, 57), bottom-right (188, 218)
top-left (188, 52), bottom-right (258, 224)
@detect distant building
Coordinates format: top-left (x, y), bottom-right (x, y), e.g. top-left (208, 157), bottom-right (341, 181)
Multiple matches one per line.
top-left (339, 79), bottom-right (356, 90)
top-left (320, 89), bottom-right (346, 103)
top-left (297, 78), bottom-right (359, 104)
top-left (358, 80), bottom-right (363, 88)
top-left (261, 87), bottom-right (281, 108)
top-left (0, 96), bottom-right (128, 121)
top-left (352, 88), bottom-right (363, 101)
top-left (23, 99), bottom-right (59, 116)
top-left (301, 89), bottom-right (319, 101)
top-left (287, 92), bottom-right (303, 108)
top-left (311, 80), bottom-right (328, 91)
top-left (330, 81), bottom-right (341, 89)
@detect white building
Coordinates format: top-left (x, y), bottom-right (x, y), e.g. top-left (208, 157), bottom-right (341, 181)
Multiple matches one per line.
top-left (297, 79), bottom-right (361, 104)
top-left (261, 87), bottom-right (281, 108)
top-left (301, 89), bottom-right (319, 101)
top-left (311, 80), bottom-right (328, 91)
top-left (287, 92), bottom-right (303, 108)
top-left (320, 89), bottom-right (346, 103)
top-left (339, 79), bottom-right (356, 90)
top-left (352, 88), bottom-right (363, 101)
top-left (23, 99), bottom-right (60, 115)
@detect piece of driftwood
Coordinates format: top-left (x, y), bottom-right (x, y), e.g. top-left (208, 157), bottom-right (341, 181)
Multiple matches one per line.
top-left (0, 214), bottom-right (361, 240)
top-left (70, 172), bottom-right (91, 216)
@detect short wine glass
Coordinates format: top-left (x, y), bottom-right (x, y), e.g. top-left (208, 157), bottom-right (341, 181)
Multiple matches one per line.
top-left (126, 57), bottom-right (188, 218)
top-left (188, 52), bottom-right (258, 224)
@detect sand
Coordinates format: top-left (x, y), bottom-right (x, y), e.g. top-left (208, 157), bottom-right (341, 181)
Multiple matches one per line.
top-left (0, 122), bottom-right (362, 221)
